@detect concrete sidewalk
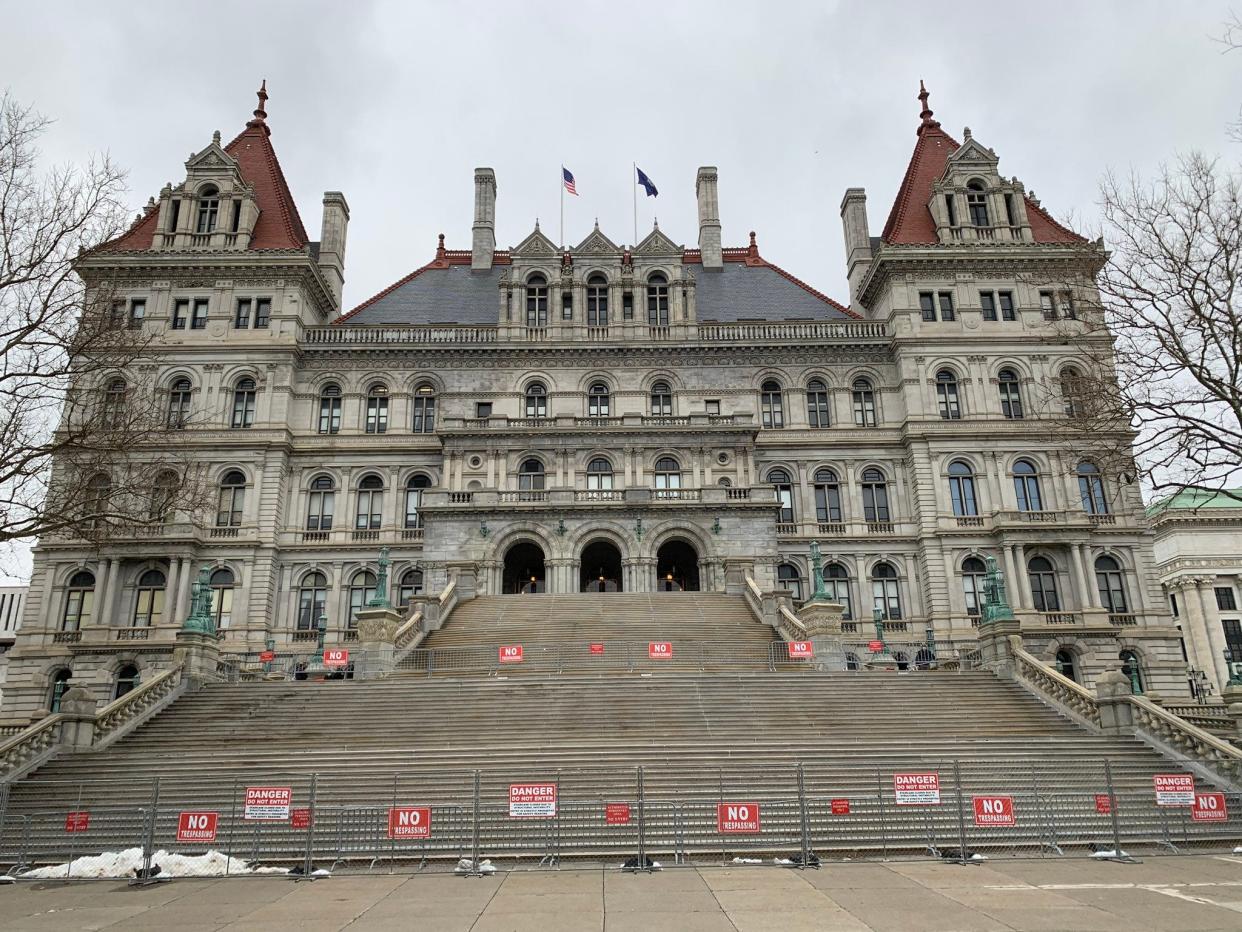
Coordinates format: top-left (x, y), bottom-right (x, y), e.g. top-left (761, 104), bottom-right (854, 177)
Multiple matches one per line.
top-left (2, 856), bottom-right (1242, 930)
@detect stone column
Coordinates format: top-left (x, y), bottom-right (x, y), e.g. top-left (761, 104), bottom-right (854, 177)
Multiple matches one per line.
top-left (1012, 543), bottom-right (1030, 609)
top-left (354, 606), bottom-right (401, 678)
top-left (1195, 580), bottom-right (1231, 693)
top-left (57, 687), bottom-right (99, 750)
top-left (1001, 546), bottom-right (1018, 606)
top-left (101, 558), bottom-right (122, 627)
top-left (1068, 544), bottom-right (1089, 611)
top-left (93, 558), bottom-right (113, 625)
top-left (175, 558), bottom-right (194, 622)
top-left (1076, 545), bottom-right (1101, 608)
top-left (1095, 670), bottom-right (1136, 735)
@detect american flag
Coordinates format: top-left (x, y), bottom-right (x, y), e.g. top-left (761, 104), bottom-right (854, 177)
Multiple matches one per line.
top-left (562, 167), bottom-right (578, 196)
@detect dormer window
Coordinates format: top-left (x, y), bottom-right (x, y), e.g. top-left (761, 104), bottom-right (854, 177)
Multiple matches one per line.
top-left (196, 185), bottom-right (220, 234)
top-left (966, 181), bottom-right (989, 227)
top-left (525, 275), bottom-right (548, 328)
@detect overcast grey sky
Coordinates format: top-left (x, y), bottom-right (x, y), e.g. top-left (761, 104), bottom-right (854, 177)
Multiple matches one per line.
top-left (1, 0), bottom-right (1238, 581)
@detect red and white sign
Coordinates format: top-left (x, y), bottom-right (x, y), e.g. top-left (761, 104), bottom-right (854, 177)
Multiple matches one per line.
top-left (787, 641), bottom-right (814, 659)
top-left (830, 798), bottom-right (851, 816)
top-left (1154, 774), bottom-right (1196, 807)
top-left (387, 806), bottom-right (432, 839)
top-left (717, 802), bottom-right (761, 834)
top-left (648, 641), bottom-right (673, 659)
top-left (1192, 792), bottom-right (1228, 823)
top-left (605, 803), bottom-right (631, 825)
top-left (64, 811), bottom-right (90, 833)
top-left (972, 796), bottom-right (1016, 827)
top-left (894, 772), bottom-right (941, 806)
top-left (868, 639), bottom-right (885, 652)
top-left (1094, 794), bottom-right (1113, 815)
top-left (589, 643), bottom-right (605, 656)
top-left (258, 650), bottom-right (275, 663)
top-left (244, 786), bottom-right (292, 821)
top-left (499, 645), bottom-right (524, 664)
top-left (177, 811), bottom-right (218, 843)
top-left (291, 807), bottom-right (313, 829)
top-left (323, 648), bottom-right (349, 667)
top-left (509, 783), bottom-right (557, 818)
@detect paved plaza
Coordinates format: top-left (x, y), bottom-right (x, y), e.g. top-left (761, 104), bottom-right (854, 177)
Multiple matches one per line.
top-left (2, 855), bottom-right (1242, 931)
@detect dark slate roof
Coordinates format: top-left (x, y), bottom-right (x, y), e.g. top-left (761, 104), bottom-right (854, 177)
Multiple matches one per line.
top-left (692, 262), bottom-right (851, 322)
top-left (343, 262), bottom-right (507, 325)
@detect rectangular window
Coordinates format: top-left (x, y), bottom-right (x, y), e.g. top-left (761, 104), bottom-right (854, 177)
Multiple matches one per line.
top-left (168, 199), bottom-right (180, 233)
top-left (938, 292), bottom-right (955, 321)
top-left (1004, 192), bottom-right (1016, 227)
top-left (979, 292), bottom-right (997, 321)
top-left (705, 400), bottom-right (720, 416)
top-left (1040, 291), bottom-right (1056, 320)
top-left (191, 298), bottom-right (208, 329)
top-left (476, 402), bottom-right (492, 419)
top-left (235, 299), bottom-right (251, 329)
top-left (919, 292), bottom-right (936, 321)
top-left (999, 291), bottom-right (1016, 321)
top-left (1059, 292), bottom-right (1076, 320)
top-left (230, 200), bottom-right (242, 233)
top-left (110, 301), bottom-right (126, 328)
top-left (944, 194), bottom-right (957, 227)
top-left (1216, 587), bottom-right (1238, 611)
top-left (171, 299), bottom-right (188, 330)
top-left (128, 299), bottom-right (146, 328)
top-left (622, 292), bottom-right (633, 320)
top-left (1170, 593), bottom-right (1179, 617)
top-left (561, 292), bottom-right (573, 320)
top-left (255, 298), bottom-right (271, 328)
top-left (1224, 619), bottom-right (1242, 658)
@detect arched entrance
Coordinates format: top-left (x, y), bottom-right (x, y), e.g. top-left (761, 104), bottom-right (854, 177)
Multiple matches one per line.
top-left (580, 539), bottom-right (623, 592)
top-left (656, 539), bottom-right (700, 591)
top-left (502, 540), bottom-right (546, 594)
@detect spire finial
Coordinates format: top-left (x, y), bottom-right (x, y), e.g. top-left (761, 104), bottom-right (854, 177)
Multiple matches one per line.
top-left (436, 233), bottom-right (446, 260)
top-left (917, 79), bottom-right (939, 132)
top-left (254, 79), bottom-right (268, 121)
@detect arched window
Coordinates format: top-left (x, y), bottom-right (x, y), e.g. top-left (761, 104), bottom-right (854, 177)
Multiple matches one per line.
top-left (966, 180), bottom-right (990, 227)
top-left (769, 468), bottom-right (794, 523)
top-left (777, 563), bottom-right (803, 601)
top-left (1054, 649), bottom-right (1077, 682)
top-left (647, 273), bottom-right (669, 327)
top-left (297, 571), bottom-right (327, 630)
top-left (1012, 460), bottom-right (1043, 512)
top-left (1119, 650), bottom-right (1144, 693)
top-left (398, 568), bottom-right (424, 606)
top-left (149, 470), bottom-right (179, 522)
top-left (962, 557), bottom-right (987, 617)
top-left (365, 383), bottom-right (389, 434)
top-left (355, 475), bottom-right (384, 530)
top-left (825, 563), bottom-right (853, 619)
top-left (587, 274), bottom-right (609, 326)
top-left (1095, 556), bottom-right (1129, 614)
top-left (210, 568), bottom-right (235, 629)
top-left (861, 467), bottom-right (890, 522)
top-left (586, 457), bottom-right (613, 491)
top-left (654, 456), bottom-right (681, 492)
top-left (132, 568), bottom-right (166, 627)
top-left (814, 468), bottom-right (842, 523)
top-left (348, 570), bottom-right (378, 629)
top-left (998, 368), bottom-right (1023, 419)
top-left (524, 381), bottom-right (547, 419)
top-left (167, 378), bottom-right (192, 429)
top-left (103, 378), bottom-right (127, 428)
top-left (1077, 462), bottom-right (1108, 515)
top-left (62, 570), bottom-right (95, 630)
top-left (195, 185), bottom-right (220, 234)
top-left (114, 663), bottom-right (140, 700)
top-left (806, 379), bottom-right (830, 428)
top-left (404, 474), bottom-right (431, 528)
top-left (411, 383), bottom-right (436, 433)
top-left (231, 377), bottom-right (256, 428)
top-left (216, 471), bottom-right (246, 527)
top-left (306, 475), bottom-right (335, 530)
top-left (947, 461), bottom-right (978, 516)
top-left (760, 380), bottom-right (784, 429)
top-left (525, 274), bottom-right (548, 328)
top-left (1028, 556), bottom-right (1060, 613)
top-left (844, 651), bottom-right (861, 672)
top-left (649, 380), bottom-right (673, 416)
top-left (318, 383), bottom-right (342, 434)
top-left (1061, 367), bottom-right (1084, 417)
top-left (588, 382), bottom-right (610, 418)
top-left (935, 370), bottom-right (961, 420)
top-left (870, 562), bottom-right (902, 620)
top-left (852, 378), bottom-right (876, 427)
top-left (82, 473), bottom-right (111, 530)
top-left (49, 669), bottom-right (73, 713)
top-left (518, 459), bottom-right (545, 493)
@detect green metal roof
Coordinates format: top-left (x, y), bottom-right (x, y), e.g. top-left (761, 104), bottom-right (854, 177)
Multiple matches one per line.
top-left (1146, 488), bottom-right (1242, 516)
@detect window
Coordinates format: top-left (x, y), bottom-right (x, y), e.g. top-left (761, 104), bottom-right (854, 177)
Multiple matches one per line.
top-left (168, 378), bottom-right (192, 428)
top-left (1012, 460), bottom-right (1043, 512)
top-left (1004, 192), bottom-right (1016, 227)
top-left (195, 186), bottom-right (220, 233)
top-left (84, 474), bottom-right (111, 529)
top-left (999, 291), bottom-right (1016, 321)
top-left (1224, 619), bottom-right (1242, 661)
top-left (998, 368), bottom-right (1023, 419)
top-left (524, 382), bottom-right (547, 419)
top-left (306, 475), bottom-right (335, 530)
top-left (777, 563), bottom-right (803, 601)
top-left (980, 292), bottom-right (997, 321)
top-left (871, 562), bottom-right (902, 619)
top-left (1216, 587), bottom-right (1238, 612)
top-left (935, 370), bottom-right (961, 419)
top-left (1028, 556), bottom-right (1061, 612)
top-left (587, 274), bottom-right (608, 326)
top-left (525, 275), bottom-right (548, 327)
top-left (231, 378), bottom-right (256, 428)
top-left (1095, 556), bottom-right (1129, 613)
top-left (938, 292), bottom-right (955, 321)
top-left (705, 399), bottom-right (721, 416)
top-left (947, 461), bottom-right (978, 516)
top-left (62, 571), bottom-right (95, 631)
top-left (1119, 650), bottom-right (1143, 693)
top-left (1077, 462), bottom-right (1108, 515)
top-left (586, 457), bottom-right (614, 491)
top-left (760, 380), bottom-right (784, 429)
top-left (1059, 293), bottom-right (1076, 320)
top-left (398, 569), bottom-right (424, 606)
top-left (210, 568), bottom-right (234, 629)
top-left (920, 292), bottom-right (936, 321)
top-left (814, 468), bottom-right (842, 522)
top-left (191, 298), bottom-right (208, 329)
top-left (411, 384), bottom-right (436, 433)
top-left (588, 382), bottom-right (610, 418)
top-left (107, 299), bottom-right (127, 327)
top-left (171, 299), bottom-right (188, 329)
top-left (102, 378), bottom-right (127, 428)
top-left (861, 467), bottom-right (890, 522)
top-left (518, 459), bottom-right (545, 495)
top-left (255, 298), bottom-right (271, 328)
top-left (230, 199), bottom-right (242, 233)
top-left (114, 664), bottom-right (140, 700)
top-left (561, 291), bottom-right (573, 320)
top-left (297, 572), bottom-right (327, 630)
top-left (1061, 367), bottom-right (1084, 417)
top-left (647, 273), bottom-right (669, 326)
top-left (825, 563), bottom-right (852, 618)
top-left (1040, 291), bottom-right (1056, 320)
top-left (365, 383), bottom-right (389, 434)
top-left (806, 380), bottom-right (830, 428)
top-left (769, 468), bottom-right (795, 523)
top-left (149, 470), bottom-right (178, 522)
top-left (654, 456), bottom-right (681, 492)
top-left (404, 474), bottom-right (431, 528)
top-left (1055, 649), bottom-right (1077, 682)
top-left (132, 569), bottom-right (166, 626)
top-left (216, 471), bottom-right (246, 527)
top-left (348, 571), bottom-right (378, 628)
top-left (650, 381), bottom-right (673, 416)
top-left (622, 291), bottom-right (633, 319)
top-left (475, 402), bottom-right (492, 419)
top-left (966, 180), bottom-right (989, 227)
top-left (355, 475), bottom-right (384, 530)
top-left (167, 199), bottom-right (180, 234)
top-left (962, 557), bottom-right (986, 617)
top-left (944, 192), bottom-right (957, 227)
top-left (318, 384), bottom-right (342, 434)
top-left (49, 669), bottom-right (73, 713)
top-left (852, 378), bottom-right (876, 427)
top-left (128, 299), bottom-right (146, 328)
top-left (235, 299), bottom-right (251, 329)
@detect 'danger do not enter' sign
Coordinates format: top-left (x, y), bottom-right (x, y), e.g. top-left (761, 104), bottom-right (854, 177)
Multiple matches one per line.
top-left (1154, 774), bottom-right (1195, 807)
top-left (893, 773), bottom-right (941, 805)
top-left (509, 783), bottom-right (557, 817)
top-left (244, 786), bottom-right (292, 820)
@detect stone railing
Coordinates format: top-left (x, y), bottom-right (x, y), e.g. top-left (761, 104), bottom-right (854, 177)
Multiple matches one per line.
top-left (1125, 699), bottom-right (1242, 785)
top-left (1161, 704), bottom-right (1234, 733)
top-left (777, 604), bottom-right (808, 640)
top-left (697, 320), bottom-right (887, 343)
top-left (0, 713), bottom-right (67, 782)
top-left (306, 326), bottom-right (498, 344)
top-left (1010, 637), bottom-right (1102, 728)
top-left (91, 665), bottom-right (186, 747)
top-left (394, 608), bottom-right (425, 650)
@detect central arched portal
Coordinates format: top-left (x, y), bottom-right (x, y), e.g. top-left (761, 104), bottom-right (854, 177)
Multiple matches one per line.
top-left (656, 539), bottom-right (700, 591)
top-left (502, 540), bottom-right (546, 594)
top-left (580, 539), bottom-right (623, 592)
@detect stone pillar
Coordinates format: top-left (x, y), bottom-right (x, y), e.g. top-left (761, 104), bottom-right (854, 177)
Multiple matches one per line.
top-left (1077, 545), bottom-right (1101, 608)
top-left (175, 558), bottom-right (193, 622)
top-left (1221, 685), bottom-right (1242, 743)
top-left (1194, 580), bottom-right (1231, 692)
top-left (1012, 543), bottom-right (1030, 609)
top-left (175, 630), bottom-right (222, 688)
top-left (1095, 670), bottom-right (1136, 735)
top-left (1000, 547), bottom-right (1018, 608)
top-left (978, 620), bottom-right (1021, 672)
top-left (354, 606), bottom-right (401, 679)
top-left (56, 687), bottom-right (98, 750)
top-left (166, 559), bottom-right (181, 623)
top-left (101, 558), bottom-right (122, 627)
top-left (1068, 544), bottom-right (1090, 611)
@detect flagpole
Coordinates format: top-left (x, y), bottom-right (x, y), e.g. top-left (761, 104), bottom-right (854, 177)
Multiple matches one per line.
top-left (559, 166), bottom-right (564, 250)
top-left (632, 163), bottom-right (638, 246)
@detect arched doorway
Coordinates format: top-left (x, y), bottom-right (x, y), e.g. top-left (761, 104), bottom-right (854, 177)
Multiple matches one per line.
top-left (580, 539), bottom-right (623, 592)
top-left (502, 540), bottom-right (546, 594)
top-left (656, 539), bottom-right (700, 591)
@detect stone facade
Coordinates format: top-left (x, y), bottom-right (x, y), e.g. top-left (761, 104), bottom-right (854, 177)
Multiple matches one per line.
top-left (0, 85), bottom-right (1189, 722)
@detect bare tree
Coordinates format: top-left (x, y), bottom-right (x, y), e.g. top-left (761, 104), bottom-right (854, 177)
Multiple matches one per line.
top-left (0, 92), bottom-right (204, 560)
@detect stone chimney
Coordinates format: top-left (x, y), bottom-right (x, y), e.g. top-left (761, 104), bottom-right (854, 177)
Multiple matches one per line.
top-left (840, 187), bottom-right (873, 304)
top-left (472, 167), bottom-right (497, 270)
top-left (695, 166), bottom-right (722, 270)
top-left (319, 191), bottom-right (350, 308)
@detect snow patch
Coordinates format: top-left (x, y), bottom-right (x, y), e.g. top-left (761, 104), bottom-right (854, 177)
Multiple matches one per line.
top-left (1089, 849), bottom-right (1130, 859)
top-left (454, 858), bottom-right (496, 875)
top-left (730, 857), bottom-right (763, 864)
top-left (21, 848), bottom-right (289, 879)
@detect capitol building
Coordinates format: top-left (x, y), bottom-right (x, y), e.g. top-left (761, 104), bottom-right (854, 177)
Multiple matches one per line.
top-left (0, 83), bottom-right (1187, 721)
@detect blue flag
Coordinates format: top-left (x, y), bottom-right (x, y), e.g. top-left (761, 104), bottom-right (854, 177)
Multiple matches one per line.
top-left (636, 167), bottom-right (658, 197)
